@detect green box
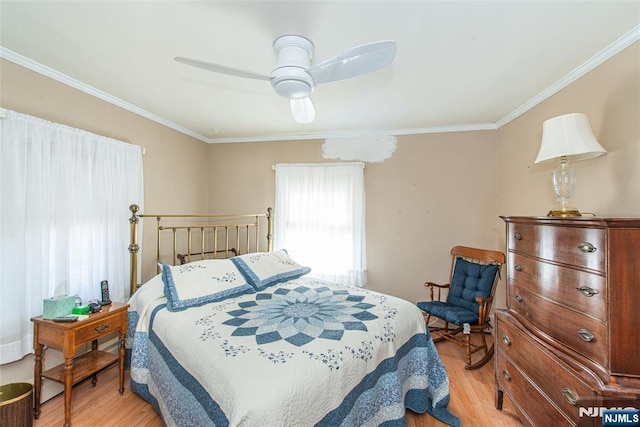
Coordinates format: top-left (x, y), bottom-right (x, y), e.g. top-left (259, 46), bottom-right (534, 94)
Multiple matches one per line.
top-left (42, 295), bottom-right (76, 319)
top-left (72, 305), bottom-right (90, 315)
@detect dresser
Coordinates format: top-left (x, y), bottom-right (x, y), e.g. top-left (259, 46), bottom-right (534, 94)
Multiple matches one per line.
top-left (496, 217), bottom-right (640, 426)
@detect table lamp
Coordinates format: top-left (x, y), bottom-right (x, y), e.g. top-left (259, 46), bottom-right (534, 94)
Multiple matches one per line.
top-left (535, 113), bottom-right (606, 217)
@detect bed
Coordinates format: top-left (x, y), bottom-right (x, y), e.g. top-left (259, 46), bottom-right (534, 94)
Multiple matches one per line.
top-left (125, 205), bottom-right (460, 426)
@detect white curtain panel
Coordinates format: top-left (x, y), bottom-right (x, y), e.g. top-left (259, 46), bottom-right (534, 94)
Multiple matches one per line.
top-left (0, 110), bottom-right (143, 364)
top-left (274, 163), bottom-right (366, 287)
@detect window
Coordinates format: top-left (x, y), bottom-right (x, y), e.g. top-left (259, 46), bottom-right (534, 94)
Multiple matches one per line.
top-left (0, 110), bottom-right (143, 364)
top-left (274, 163), bottom-right (366, 286)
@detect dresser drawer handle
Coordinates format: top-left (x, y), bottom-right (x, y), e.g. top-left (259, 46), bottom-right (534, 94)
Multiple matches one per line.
top-left (562, 387), bottom-right (579, 406)
top-left (502, 335), bottom-right (511, 346)
top-left (502, 369), bottom-right (511, 381)
top-left (514, 233), bottom-right (522, 241)
top-left (514, 295), bottom-right (523, 303)
top-left (577, 328), bottom-right (595, 342)
top-left (514, 264), bottom-right (523, 272)
top-left (577, 286), bottom-right (599, 297)
top-left (577, 242), bottom-right (597, 253)
top-left (95, 323), bottom-right (110, 333)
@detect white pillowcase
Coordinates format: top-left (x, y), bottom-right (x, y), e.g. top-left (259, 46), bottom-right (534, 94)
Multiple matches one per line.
top-left (160, 259), bottom-right (254, 311)
top-left (231, 250), bottom-right (311, 291)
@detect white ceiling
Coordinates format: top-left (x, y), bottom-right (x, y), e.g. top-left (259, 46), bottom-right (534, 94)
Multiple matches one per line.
top-left (1, 1), bottom-right (639, 143)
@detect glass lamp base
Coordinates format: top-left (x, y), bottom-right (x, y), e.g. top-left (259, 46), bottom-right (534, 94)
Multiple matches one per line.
top-left (548, 157), bottom-right (581, 218)
top-left (547, 208), bottom-right (582, 217)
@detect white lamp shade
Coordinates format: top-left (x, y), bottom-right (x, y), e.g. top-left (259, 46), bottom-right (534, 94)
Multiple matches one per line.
top-left (535, 113), bottom-right (607, 164)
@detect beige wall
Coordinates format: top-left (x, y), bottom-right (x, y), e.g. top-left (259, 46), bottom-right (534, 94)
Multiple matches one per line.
top-left (207, 131), bottom-right (500, 304)
top-left (0, 59), bottom-right (211, 282)
top-left (495, 41), bottom-right (640, 308)
top-left (0, 59), bottom-right (209, 396)
top-left (366, 132), bottom-right (499, 303)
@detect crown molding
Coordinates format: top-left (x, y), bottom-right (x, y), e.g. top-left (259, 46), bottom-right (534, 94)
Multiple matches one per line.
top-left (0, 46), bottom-right (210, 143)
top-left (495, 24), bottom-right (640, 128)
top-left (0, 44), bottom-right (497, 143)
top-left (3, 24), bottom-right (638, 144)
top-left (205, 122), bottom-right (498, 144)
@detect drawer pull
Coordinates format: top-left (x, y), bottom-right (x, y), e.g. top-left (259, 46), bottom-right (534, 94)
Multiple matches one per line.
top-left (514, 294), bottom-right (523, 303)
top-left (502, 335), bottom-right (511, 346)
top-left (577, 242), bottom-right (597, 253)
top-left (577, 286), bottom-right (599, 297)
top-left (514, 264), bottom-right (523, 272)
top-left (95, 323), bottom-right (110, 333)
top-left (514, 233), bottom-right (522, 241)
top-left (502, 369), bottom-right (511, 381)
top-left (577, 328), bottom-right (595, 342)
top-left (562, 388), bottom-right (579, 406)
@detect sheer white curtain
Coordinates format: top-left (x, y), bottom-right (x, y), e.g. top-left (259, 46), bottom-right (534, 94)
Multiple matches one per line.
top-left (0, 110), bottom-right (143, 364)
top-left (274, 163), bottom-right (366, 287)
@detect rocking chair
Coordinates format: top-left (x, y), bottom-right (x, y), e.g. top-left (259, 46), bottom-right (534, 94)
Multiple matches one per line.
top-left (417, 246), bottom-right (505, 370)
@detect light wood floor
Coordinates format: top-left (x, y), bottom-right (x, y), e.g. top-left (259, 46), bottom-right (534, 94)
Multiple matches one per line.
top-left (34, 339), bottom-right (524, 426)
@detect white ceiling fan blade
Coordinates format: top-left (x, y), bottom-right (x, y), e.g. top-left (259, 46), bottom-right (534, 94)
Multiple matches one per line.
top-left (307, 40), bottom-right (396, 84)
top-left (290, 97), bottom-right (315, 124)
top-left (174, 57), bottom-right (270, 81)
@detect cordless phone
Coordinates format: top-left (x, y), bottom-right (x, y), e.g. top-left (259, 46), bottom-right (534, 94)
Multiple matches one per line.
top-left (100, 280), bottom-right (112, 305)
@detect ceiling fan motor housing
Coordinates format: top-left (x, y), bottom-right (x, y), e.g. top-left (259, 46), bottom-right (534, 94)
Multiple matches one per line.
top-left (271, 35), bottom-right (315, 99)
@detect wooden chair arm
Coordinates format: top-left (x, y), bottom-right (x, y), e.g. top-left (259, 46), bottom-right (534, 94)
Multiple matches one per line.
top-left (424, 282), bottom-right (450, 289)
top-left (424, 282), bottom-right (450, 302)
top-left (476, 295), bottom-right (494, 325)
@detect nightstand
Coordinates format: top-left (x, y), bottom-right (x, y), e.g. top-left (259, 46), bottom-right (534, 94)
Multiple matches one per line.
top-left (31, 301), bottom-right (129, 427)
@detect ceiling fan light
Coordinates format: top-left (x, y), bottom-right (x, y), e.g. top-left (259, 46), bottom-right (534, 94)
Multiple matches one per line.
top-left (290, 98), bottom-right (315, 124)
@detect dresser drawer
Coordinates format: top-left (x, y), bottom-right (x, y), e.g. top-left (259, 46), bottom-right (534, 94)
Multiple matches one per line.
top-left (508, 252), bottom-right (607, 322)
top-left (507, 223), bottom-right (605, 273)
top-left (496, 312), bottom-right (597, 426)
top-left (75, 312), bottom-right (126, 343)
top-left (496, 350), bottom-right (580, 426)
top-left (508, 283), bottom-right (608, 368)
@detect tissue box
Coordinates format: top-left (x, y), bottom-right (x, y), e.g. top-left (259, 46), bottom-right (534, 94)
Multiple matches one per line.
top-left (43, 296), bottom-right (77, 319)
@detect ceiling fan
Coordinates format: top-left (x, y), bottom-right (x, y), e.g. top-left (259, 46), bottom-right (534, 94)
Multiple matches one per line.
top-left (175, 35), bottom-right (396, 124)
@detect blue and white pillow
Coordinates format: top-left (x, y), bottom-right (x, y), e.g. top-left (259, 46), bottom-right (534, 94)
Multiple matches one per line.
top-left (161, 259), bottom-right (254, 311)
top-left (231, 250), bottom-right (311, 291)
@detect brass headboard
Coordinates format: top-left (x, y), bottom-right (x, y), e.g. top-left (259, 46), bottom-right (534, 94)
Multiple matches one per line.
top-left (128, 204), bottom-right (273, 295)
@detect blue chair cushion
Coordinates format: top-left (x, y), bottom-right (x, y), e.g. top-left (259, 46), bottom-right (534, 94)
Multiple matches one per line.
top-left (418, 257), bottom-right (500, 326)
top-left (417, 301), bottom-right (479, 325)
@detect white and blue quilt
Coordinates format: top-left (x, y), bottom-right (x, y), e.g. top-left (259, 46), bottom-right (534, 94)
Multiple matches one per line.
top-left (126, 274), bottom-right (460, 427)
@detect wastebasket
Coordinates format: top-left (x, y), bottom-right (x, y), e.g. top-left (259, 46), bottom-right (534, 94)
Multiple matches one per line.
top-left (0, 382), bottom-right (33, 427)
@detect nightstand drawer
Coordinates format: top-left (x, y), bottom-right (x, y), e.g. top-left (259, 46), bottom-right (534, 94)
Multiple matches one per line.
top-left (509, 283), bottom-right (608, 367)
top-left (496, 312), bottom-right (597, 426)
top-left (75, 312), bottom-right (126, 343)
top-left (508, 252), bottom-right (606, 321)
top-left (507, 223), bottom-right (605, 273)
